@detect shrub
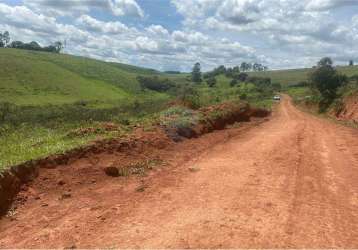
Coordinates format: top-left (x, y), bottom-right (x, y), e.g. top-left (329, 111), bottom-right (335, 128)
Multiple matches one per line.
top-left (230, 79), bottom-right (238, 87)
top-left (137, 76), bottom-right (176, 92)
top-left (206, 77), bottom-right (217, 88)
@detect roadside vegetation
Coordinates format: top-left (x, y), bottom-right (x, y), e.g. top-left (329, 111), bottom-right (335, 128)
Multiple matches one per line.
top-left (0, 45), bottom-right (278, 171)
top-left (283, 58), bottom-right (358, 123)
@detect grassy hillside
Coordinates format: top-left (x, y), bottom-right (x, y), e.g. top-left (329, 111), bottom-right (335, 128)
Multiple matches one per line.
top-left (249, 65), bottom-right (358, 85)
top-left (0, 48), bottom-right (166, 107)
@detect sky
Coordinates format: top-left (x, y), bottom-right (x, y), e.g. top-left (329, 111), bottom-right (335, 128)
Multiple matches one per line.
top-left (1, 0), bottom-right (358, 72)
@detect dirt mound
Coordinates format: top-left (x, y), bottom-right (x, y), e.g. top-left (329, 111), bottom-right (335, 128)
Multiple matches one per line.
top-left (161, 101), bottom-right (271, 140)
top-left (334, 93), bottom-right (358, 124)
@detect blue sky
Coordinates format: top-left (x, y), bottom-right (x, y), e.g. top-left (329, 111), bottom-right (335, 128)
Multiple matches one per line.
top-left (1, 0), bottom-right (358, 71)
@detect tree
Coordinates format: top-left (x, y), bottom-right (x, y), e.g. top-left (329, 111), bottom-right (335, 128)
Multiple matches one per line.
top-left (3, 31), bottom-right (10, 47)
top-left (28, 41), bottom-right (41, 50)
top-left (318, 57), bottom-right (333, 67)
top-left (253, 63), bottom-right (260, 71)
top-left (0, 31), bottom-right (10, 47)
top-left (233, 66), bottom-right (240, 73)
top-left (310, 57), bottom-right (348, 112)
top-left (191, 62), bottom-right (202, 83)
top-left (54, 41), bottom-right (64, 53)
top-left (206, 77), bottom-right (217, 88)
top-left (247, 63), bottom-right (253, 71)
top-left (240, 62), bottom-right (249, 72)
top-left (349, 60), bottom-right (354, 66)
top-left (10, 41), bottom-right (24, 48)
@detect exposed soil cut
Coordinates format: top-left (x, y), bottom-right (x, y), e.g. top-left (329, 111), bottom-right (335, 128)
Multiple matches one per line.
top-left (334, 93), bottom-right (358, 124)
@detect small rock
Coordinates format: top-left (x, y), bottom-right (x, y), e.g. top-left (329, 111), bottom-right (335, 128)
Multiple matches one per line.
top-left (136, 185), bottom-right (148, 192)
top-left (60, 192), bottom-right (72, 200)
top-left (104, 166), bottom-right (120, 177)
top-left (188, 167), bottom-right (200, 172)
top-left (34, 196), bottom-right (41, 200)
top-left (64, 244), bottom-right (77, 249)
top-left (58, 180), bottom-right (66, 186)
top-left (41, 203), bottom-right (49, 207)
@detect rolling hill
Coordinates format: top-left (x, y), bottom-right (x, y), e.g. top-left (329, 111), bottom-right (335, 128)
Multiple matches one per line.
top-left (0, 48), bottom-right (167, 107)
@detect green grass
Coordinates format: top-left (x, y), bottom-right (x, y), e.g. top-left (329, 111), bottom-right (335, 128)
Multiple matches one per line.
top-left (0, 48), bottom-right (166, 107)
top-left (0, 124), bottom-right (97, 171)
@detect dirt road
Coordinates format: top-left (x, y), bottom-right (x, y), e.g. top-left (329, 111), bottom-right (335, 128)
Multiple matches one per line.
top-left (1, 97), bottom-right (358, 248)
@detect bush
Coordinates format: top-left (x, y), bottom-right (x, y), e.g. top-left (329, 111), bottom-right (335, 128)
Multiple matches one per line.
top-left (310, 57), bottom-right (348, 112)
top-left (176, 84), bottom-right (200, 109)
top-left (230, 79), bottom-right (239, 87)
top-left (206, 77), bottom-right (217, 88)
top-left (234, 73), bottom-right (248, 82)
top-left (137, 76), bottom-right (176, 92)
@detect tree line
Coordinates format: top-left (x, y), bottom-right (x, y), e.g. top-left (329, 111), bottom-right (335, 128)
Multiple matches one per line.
top-left (0, 31), bottom-right (63, 53)
top-left (190, 62), bottom-right (271, 88)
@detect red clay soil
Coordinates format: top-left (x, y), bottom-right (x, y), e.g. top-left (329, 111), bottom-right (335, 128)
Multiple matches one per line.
top-left (1, 97), bottom-right (358, 248)
top-left (335, 93), bottom-right (358, 124)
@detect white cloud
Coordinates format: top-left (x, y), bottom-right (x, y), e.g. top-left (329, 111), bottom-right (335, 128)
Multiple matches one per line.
top-left (76, 15), bottom-right (132, 34)
top-left (23, 0), bottom-right (144, 17)
top-left (146, 25), bottom-right (169, 37)
top-left (216, 0), bottom-right (262, 25)
top-left (305, 0), bottom-right (358, 11)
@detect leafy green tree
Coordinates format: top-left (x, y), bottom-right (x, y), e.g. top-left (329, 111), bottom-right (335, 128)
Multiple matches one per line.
top-left (310, 57), bottom-right (348, 112)
top-left (240, 62), bottom-right (249, 72)
top-left (3, 31), bottom-right (10, 47)
top-left (247, 63), bottom-right (253, 71)
top-left (253, 63), bottom-right (260, 71)
top-left (191, 62), bottom-right (202, 83)
top-left (233, 66), bottom-right (240, 73)
top-left (54, 41), bottom-right (64, 53)
top-left (206, 77), bottom-right (217, 88)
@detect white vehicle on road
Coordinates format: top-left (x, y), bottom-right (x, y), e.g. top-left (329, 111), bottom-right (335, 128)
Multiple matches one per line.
top-left (273, 95), bottom-right (281, 101)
